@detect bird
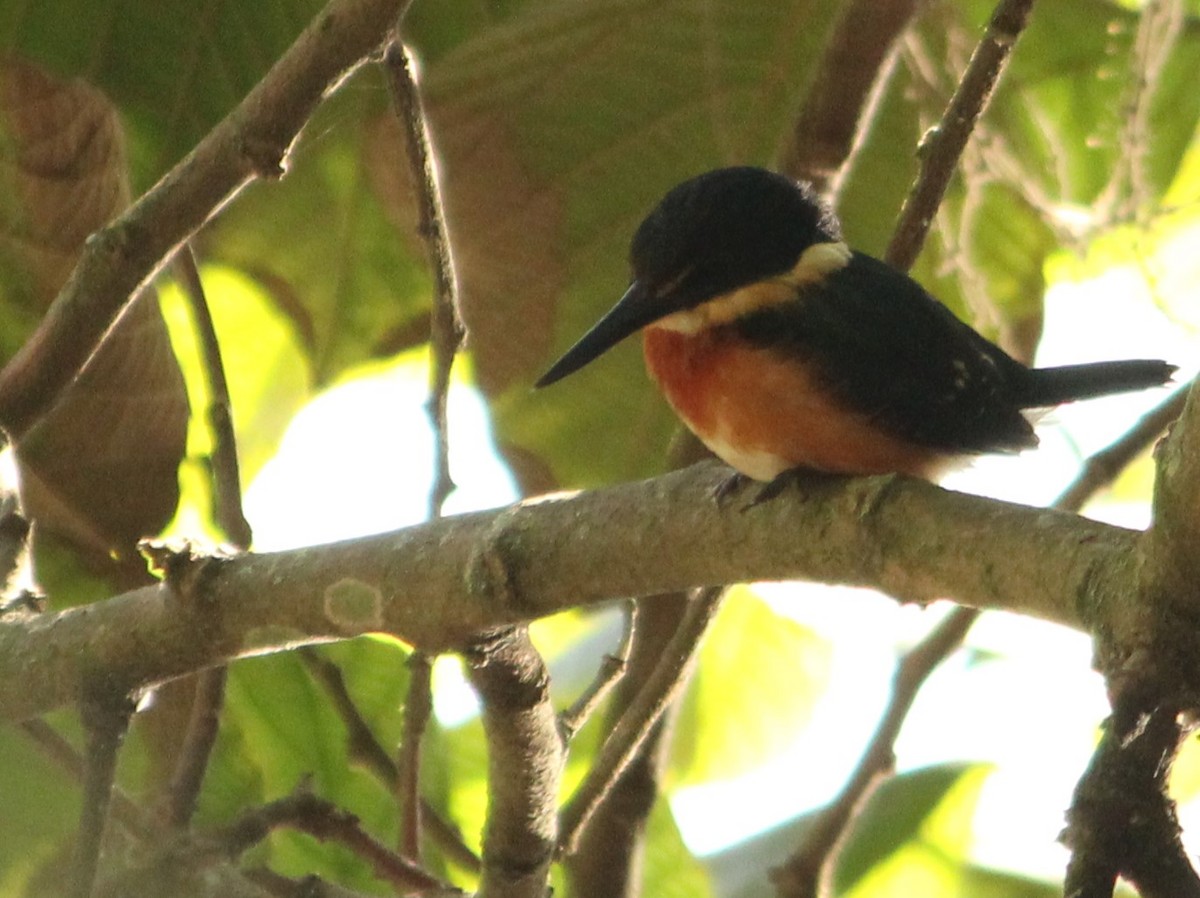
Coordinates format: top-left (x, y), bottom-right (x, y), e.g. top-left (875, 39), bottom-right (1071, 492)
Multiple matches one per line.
top-left (535, 166), bottom-right (1175, 485)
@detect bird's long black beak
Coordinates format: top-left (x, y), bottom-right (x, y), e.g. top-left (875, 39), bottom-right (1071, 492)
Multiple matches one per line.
top-left (535, 281), bottom-right (663, 387)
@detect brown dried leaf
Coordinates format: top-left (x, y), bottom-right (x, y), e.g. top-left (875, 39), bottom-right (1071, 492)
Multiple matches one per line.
top-left (0, 58), bottom-right (187, 571)
top-left (0, 59), bottom-right (130, 309)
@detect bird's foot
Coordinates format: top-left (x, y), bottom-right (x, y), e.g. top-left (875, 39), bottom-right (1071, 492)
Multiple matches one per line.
top-left (711, 467), bottom-right (810, 509)
top-left (745, 468), bottom-right (806, 508)
top-left (710, 470), bottom-right (753, 507)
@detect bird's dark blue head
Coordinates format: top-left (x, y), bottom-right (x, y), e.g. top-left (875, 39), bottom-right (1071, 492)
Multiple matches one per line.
top-left (536, 167), bottom-right (841, 387)
top-left (629, 166), bottom-right (841, 308)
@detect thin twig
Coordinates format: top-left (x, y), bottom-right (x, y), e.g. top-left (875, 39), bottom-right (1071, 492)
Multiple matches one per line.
top-left (383, 39), bottom-right (465, 519)
top-left (244, 869), bottom-right (385, 898)
top-left (165, 247), bottom-right (252, 830)
top-left (299, 648), bottom-right (481, 873)
top-left (770, 606), bottom-right (979, 898)
top-left (397, 652), bottom-right (433, 860)
top-left (219, 791), bottom-right (455, 894)
top-left (1054, 383), bottom-right (1188, 514)
top-left (1094, 0), bottom-right (1184, 226)
top-left (167, 666), bottom-right (229, 829)
top-left (175, 246), bottom-right (252, 547)
top-left (559, 602), bottom-right (636, 739)
top-left (300, 648), bottom-right (399, 784)
top-left (562, 595), bottom-right (690, 898)
top-left (558, 586), bottom-right (725, 855)
top-left (381, 44), bottom-right (458, 866)
top-left (0, 493), bottom-right (29, 594)
top-left (885, 0), bottom-right (1036, 271)
top-left (71, 689), bottom-right (136, 898)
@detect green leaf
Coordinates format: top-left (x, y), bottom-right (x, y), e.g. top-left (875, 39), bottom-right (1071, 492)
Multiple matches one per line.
top-left (673, 588), bottom-right (831, 786)
top-left (0, 720), bottom-right (80, 897)
top-left (210, 649), bottom-right (408, 891)
top-left (703, 763), bottom-right (985, 898)
top-left (836, 763), bottom-right (990, 895)
top-left (641, 800), bottom-right (716, 898)
top-left (159, 264), bottom-right (312, 515)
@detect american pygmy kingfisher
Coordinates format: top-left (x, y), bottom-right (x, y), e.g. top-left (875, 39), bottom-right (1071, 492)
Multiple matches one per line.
top-left (536, 167), bottom-right (1176, 481)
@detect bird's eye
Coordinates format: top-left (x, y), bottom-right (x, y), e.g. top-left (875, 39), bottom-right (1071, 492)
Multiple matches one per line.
top-left (652, 266), bottom-right (693, 299)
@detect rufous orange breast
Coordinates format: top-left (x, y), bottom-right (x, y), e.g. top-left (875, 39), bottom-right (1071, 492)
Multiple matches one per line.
top-left (642, 324), bottom-right (946, 480)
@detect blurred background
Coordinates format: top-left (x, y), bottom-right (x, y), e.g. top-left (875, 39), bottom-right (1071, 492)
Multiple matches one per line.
top-left (2, 0), bottom-right (1199, 895)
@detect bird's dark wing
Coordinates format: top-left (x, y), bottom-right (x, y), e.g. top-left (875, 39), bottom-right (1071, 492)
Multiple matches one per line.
top-left (733, 251), bottom-right (1038, 454)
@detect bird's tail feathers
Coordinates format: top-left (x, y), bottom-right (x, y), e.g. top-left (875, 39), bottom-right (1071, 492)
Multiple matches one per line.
top-left (1019, 359), bottom-right (1176, 408)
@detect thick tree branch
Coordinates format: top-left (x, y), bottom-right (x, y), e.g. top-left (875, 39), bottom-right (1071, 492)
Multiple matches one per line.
top-left (0, 463), bottom-right (1143, 723)
top-left (72, 688), bottom-right (136, 898)
top-left (1057, 374), bottom-right (1200, 892)
top-left (465, 627), bottom-right (562, 898)
top-left (1063, 701), bottom-right (1200, 898)
top-left (0, 0), bottom-right (411, 439)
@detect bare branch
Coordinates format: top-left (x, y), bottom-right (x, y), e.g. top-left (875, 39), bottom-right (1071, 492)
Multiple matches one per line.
top-left (174, 247), bottom-right (253, 547)
top-left (300, 647), bottom-right (399, 784)
top-left (0, 0), bottom-right (414, 439)
top-left (397, 651), bottom-right (433, 860)
top-left (383, 40), bottom-right (465, 518)
top-left (163, 247), bottom-right (254, 830)
top-left (19, 718), bottom-right (149, 838)
top-left (0, 463), bottom-right (1147, 724)
top-left (166, 666), bottom-right (229, 829)
top-left (465, 627), bottom-right (562, 898)
top-left (218, 791), bottom-right (455, 894)
top-left (885, 0), bottom-right (1036, 271)
top-left (778, 0), bottom-right (919, 196)
top-left (559, 602), bottom-right (635, 740)
top-left (1095, 0), bottom-right (1185, 226)
top-left (0, 494), bottom-right (29, 594)
top-left (770, 606), bottom-right (978, 898)
top-left (71, 688), bottom-right (136, 898)
top-left (1063, 701), bottom-right (1200, 898)
top-left (562, 596), bottom-right (690, 898)
top-left (300, 647), bottom-right (482, 872)
top-left (1056, 383), bottom-right (1188, 515)
top-left (559, 587), bottom-right (725, 854)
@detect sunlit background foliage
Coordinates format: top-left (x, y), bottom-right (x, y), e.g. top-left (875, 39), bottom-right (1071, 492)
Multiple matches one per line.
top-left (1, 0), bottom-right (1199, 895)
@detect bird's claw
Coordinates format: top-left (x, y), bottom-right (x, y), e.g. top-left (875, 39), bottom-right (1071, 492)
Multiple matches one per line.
top-left (710, 471), bottom-right (752, 506)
